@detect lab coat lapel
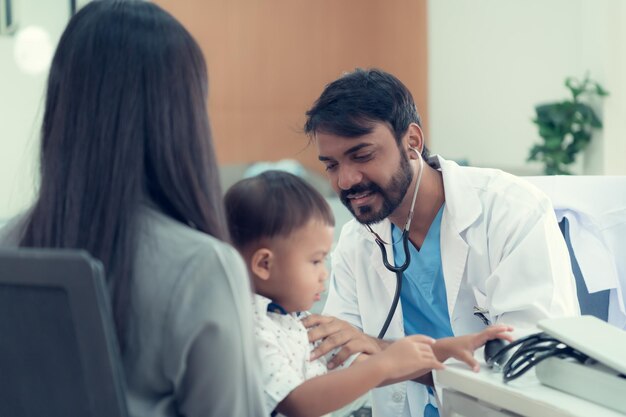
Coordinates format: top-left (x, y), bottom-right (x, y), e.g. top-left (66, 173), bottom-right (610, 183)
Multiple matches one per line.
top-left (435, 156), bottom-right (481, 318)
top-left (440, 213), bottom-right (468, 318)
top-left (363, 220), bottom-right (399, 302)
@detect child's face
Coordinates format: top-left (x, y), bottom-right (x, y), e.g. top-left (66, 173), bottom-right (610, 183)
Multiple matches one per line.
top-left (269, 219), bottom-right (334, 312)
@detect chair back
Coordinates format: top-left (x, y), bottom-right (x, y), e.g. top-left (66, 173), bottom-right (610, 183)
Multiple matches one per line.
top-left (0, 249), bottom-right (128, 417)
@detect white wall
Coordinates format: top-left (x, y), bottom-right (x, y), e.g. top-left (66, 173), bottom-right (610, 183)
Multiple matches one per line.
top-left (582, 0), bottom-right (626, 175)
top-left (0, 0), bottom-right (68, 220)
top-left (428, 0), bottom-right (625, 175)
top-left (603, 1), bottom-right (626, 175)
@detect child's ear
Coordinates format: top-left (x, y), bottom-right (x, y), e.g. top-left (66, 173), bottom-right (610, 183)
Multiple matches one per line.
top-left (250, 248), bottom-right (273, 281)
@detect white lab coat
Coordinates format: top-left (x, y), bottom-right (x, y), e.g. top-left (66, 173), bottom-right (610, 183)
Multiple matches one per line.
top-left (524, 176), bottom-right (626, 330)
top-left (323, 156), bottom-right (580, 417)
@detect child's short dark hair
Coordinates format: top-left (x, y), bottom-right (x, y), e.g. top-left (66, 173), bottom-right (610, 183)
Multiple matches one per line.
top-left (224, 170), bottom-right (335, 248)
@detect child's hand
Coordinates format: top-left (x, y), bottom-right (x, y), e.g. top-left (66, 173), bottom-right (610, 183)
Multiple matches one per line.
top-left (435, 325), bottom-right (514, 372)
top-left (377, 335), bottom-right (445, 381)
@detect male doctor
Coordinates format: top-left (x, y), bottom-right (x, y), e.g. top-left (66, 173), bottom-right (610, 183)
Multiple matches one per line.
top-left (302, 68), bottom-right (580, 417)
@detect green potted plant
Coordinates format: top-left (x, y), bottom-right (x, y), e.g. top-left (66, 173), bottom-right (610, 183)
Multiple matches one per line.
top-left (528, 74), bottom-right (608, 175)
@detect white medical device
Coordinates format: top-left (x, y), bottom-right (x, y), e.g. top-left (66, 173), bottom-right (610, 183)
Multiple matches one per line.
top-left (535, 316), bottom-right (626, 415)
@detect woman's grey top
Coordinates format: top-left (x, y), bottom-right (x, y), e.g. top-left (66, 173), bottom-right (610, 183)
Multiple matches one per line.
top-left (0, 207), bottom-right (267, 417)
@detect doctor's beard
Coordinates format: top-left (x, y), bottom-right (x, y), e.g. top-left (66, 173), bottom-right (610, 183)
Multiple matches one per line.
top-left (340, 151), bottom-right (413, 226)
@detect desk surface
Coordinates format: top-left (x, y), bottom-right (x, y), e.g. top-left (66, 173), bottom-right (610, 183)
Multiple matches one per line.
top-left (433, 360), bottom-right (623, 417)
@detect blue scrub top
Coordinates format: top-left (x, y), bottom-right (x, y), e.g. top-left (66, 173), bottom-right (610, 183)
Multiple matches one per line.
top-left (392, 204), bottom-right (452, 417)
top-left (392, 204), bottom-right (453, 339)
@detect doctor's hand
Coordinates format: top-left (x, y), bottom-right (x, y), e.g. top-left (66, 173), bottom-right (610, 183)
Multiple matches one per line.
top-left (303, 314), bottom-right (388, 369)
top-left (434, 325), bottom-right (514, 372)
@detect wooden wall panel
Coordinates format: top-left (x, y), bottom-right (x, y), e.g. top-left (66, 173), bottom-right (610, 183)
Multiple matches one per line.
top-left (154, 0), bottom-right (428, 173)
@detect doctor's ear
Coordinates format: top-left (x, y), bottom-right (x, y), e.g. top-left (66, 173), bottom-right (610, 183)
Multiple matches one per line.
top-left (406, 123), bottom-right (424, 159)
top-left (250, 248), bottom-right (273, 280)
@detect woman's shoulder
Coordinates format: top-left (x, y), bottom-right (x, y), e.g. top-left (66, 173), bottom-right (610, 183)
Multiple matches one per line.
top-left (132, 206), bottom-right (250, 329)
top-left (134, 207), bottom-right (245, 294)
top-left (137, 207), bottom-right (237, 260)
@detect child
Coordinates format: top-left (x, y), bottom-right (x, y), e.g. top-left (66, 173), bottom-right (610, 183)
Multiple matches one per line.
top-left (225, 170), bottom-right (511, 417)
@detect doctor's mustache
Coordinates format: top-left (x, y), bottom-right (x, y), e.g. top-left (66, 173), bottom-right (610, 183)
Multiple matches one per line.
top-left (339, 182), bottom-right (386, 205)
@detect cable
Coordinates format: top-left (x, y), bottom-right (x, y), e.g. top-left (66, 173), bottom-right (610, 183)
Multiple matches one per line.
top-left (487, 332), bottom-right (589, 382)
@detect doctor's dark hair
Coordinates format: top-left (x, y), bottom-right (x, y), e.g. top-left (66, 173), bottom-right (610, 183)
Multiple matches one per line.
top-left (18, 0), bottom-right (228, 350)
top-left (225, 171), bottom-right (335, 248)
top-left (304, 68), bottom-right (430, 159)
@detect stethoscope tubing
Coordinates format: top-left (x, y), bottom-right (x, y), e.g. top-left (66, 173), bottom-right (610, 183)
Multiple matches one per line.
top-left (377, 269), bottom-right (405, 339)
top-left (374, 151), bottom-right (423, 339)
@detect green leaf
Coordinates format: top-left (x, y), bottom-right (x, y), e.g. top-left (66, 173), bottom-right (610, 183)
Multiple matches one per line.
top-left (528, 145), bottom-right (543, 161)
top-left (544, 136), bottom-right (563, 150)
top-left (594, 83), bottom-right (610, 97)
top-left (565, 77), bottom-right (583, 99)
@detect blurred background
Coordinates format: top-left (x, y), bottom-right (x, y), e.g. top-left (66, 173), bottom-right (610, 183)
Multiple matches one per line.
top-left (2, 0), bottom-right (626, 221)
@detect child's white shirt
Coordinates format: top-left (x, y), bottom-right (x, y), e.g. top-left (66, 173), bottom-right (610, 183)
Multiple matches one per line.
top-left (252, 294), bottom-right (330, 417)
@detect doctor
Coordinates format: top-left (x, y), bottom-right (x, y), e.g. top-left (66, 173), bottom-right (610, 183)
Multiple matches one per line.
top-left (302, 68), bottom-right (580, 417)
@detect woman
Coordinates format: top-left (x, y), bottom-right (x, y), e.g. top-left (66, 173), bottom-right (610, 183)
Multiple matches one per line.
top-left (0, 1), bottom-right (265, 416)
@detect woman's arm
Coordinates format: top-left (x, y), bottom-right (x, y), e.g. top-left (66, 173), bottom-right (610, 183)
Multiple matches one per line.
top-left (169, 244), bottom-right (267, 417)
top-left (178, 323), bottom-right (266, 417)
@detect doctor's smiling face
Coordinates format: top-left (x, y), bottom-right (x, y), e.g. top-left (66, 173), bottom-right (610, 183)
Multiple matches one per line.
top-left (316, 122), bottom-right (414, 225)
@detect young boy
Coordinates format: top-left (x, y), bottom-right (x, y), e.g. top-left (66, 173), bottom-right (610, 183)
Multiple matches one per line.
top-left (225, 171), bottom-right (511, 417)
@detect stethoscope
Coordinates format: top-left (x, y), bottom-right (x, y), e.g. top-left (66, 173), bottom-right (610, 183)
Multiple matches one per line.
top-left (365, 148), bottom-right (424, 338)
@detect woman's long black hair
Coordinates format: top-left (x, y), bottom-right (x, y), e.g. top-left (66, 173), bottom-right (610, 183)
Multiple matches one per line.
top-left (19, 0), bottom-right (228, 350)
